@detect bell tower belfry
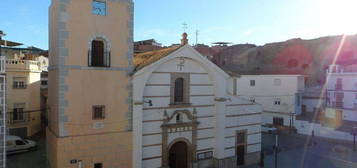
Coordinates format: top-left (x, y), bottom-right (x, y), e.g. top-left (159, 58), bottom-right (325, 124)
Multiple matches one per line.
top-left (47, 0), bottom-right (133, 168)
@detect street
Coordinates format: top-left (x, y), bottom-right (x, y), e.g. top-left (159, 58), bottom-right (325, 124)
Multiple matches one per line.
top-left (7, 132), bottom-right (47, 168)
top-left (259, 133), bottom-right (357, 168)
top-left (5, 132), bottom-right (357, 168)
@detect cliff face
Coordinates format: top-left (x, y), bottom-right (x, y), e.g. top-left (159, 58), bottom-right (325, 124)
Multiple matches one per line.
top-left (215, 35), bottom-right (357, 86)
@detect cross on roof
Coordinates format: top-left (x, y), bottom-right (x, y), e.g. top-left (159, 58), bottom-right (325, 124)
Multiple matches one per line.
top-left (183, 22), bottom-right (188, 32)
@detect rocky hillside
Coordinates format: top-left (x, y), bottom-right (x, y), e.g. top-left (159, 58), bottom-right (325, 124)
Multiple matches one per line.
top-left (215, 35), bottom-right (357, 86)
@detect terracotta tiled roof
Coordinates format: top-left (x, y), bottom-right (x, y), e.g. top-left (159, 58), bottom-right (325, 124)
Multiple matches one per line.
top-left (134, 46), bottom-right (181, 71)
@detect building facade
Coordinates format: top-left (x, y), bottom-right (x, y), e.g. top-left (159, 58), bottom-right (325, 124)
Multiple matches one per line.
top-left (300, 86), bottom-right (325, 123)
top-left (6, 59), bottom-right (43, 138)
top-left (326, 65), bottom-right (357, 127)
top-left (47, 0), bottom-right (134, 168)
top-left (133, 38), bottom-right (262, 168)
top-left (0, 47), bottom-right (6, 168)
top-left (234, 75), bottom-right (305, 127)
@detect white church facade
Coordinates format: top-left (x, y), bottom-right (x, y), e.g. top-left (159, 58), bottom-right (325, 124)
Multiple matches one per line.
top-left (132, 35), bottom-right (263, 168)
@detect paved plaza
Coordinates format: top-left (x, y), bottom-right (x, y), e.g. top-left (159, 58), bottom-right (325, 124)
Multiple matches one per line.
top-left (6, 132), bottom-right (357, 168)
top-left (255, 133), bottom-right (357, 168)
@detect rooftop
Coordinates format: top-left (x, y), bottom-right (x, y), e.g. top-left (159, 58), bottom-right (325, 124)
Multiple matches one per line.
top-left (134, 46), bottom-right (180, 71)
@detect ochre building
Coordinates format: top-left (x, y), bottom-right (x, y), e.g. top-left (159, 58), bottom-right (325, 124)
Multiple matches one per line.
top-left (47, 0), bottom-right (133, 167)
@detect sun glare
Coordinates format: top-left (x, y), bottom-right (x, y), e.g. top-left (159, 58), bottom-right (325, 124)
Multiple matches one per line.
top-left (317, 0), bottom-right (357, 35)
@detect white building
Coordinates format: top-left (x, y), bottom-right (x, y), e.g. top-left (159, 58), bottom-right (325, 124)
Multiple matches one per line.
top-left (132, 34), bottom-right (263, 168)
top-left (234, 75), bottom-right (305, 127)
top-left (300, 86), bottom-right (325, 122)
top-left (326, 65), bottom-right (357, 125)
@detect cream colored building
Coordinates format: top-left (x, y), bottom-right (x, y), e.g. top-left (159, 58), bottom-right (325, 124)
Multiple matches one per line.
top-left (6, 59), bottom-right (43, 137)
top-left (47, 0), bottom-right (133, 168)
top-left (132, 35), bottom-right (263, 168)
top-left (234, 75), bottom-right (305, 127)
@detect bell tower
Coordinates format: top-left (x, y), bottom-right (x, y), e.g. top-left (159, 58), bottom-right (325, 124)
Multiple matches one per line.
top-left (47, 0), bottom-right (133, 167)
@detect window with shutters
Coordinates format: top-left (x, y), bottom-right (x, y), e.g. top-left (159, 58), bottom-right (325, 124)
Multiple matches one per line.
top-left (170, 73), bottom-right (190, 105)
top-left (174, 78), bottom-right (184, 102)
top-left (92, 105), bottom-right (105, 120)
top-left (89, 39), bottom-right (110, 67)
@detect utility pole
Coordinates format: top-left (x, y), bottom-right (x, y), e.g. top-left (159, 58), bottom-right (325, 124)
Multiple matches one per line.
top-left (352, 127), bottom-right (357, 151)
top-left (196, 30), bottom-right (199, 45)
top-left (274, 133), bottom-right (278, 168)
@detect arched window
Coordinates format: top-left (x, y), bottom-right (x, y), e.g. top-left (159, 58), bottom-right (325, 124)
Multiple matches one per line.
top-left (174, 77), bottom-right (184, 102)
top-left (89, 39), bottom-right (110, 67)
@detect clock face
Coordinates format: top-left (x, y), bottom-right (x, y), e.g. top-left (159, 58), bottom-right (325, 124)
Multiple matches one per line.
top-left (92, 1), bottom-right (106, 16)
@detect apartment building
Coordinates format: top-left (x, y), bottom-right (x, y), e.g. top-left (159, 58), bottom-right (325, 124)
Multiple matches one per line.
top-left (326, 65), bottom-right (357, 128)
top-left (0, 30), bottom-right (7, 168)
top-left (5, 59), bottom-right (43, 137)
top-left (234, 75), bottom-right (305, 127)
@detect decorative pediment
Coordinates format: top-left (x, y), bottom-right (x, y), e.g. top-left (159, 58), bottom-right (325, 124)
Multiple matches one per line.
top-left (162, 108), bottom-right (199, 127)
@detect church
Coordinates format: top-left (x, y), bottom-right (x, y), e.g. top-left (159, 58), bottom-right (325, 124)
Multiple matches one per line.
top-left (47, 0), bottom-right (262, 167)
top-left (132, 34), bottom-right (263, 168)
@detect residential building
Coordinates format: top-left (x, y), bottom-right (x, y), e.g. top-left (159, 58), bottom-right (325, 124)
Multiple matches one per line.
top-left (0, 36), bottom-right (48, 138)
top-left (300, 86), bottom-right (325, 123)
top-left (134, 39), bottom-right (162, 53)
top-left (0, 57), bottom-right (5, 168)
top-left (132, 34), bottom-right (262, 168)
top-left (5, 58), bottom-right (44, 138)
top-left (325, 64), bottom-right (357, 129)
top-left (234, 75), bottom-right (305, 127)
top-left (0, 30), bottom-right (7, 168)
top-left (47, 0), bottom-right (133, 168)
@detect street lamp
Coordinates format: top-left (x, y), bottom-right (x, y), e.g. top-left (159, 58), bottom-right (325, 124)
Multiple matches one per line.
top-left (274, 133), bottom-right (279, 168)
top-left (351, 126), bottom-right (357, 151)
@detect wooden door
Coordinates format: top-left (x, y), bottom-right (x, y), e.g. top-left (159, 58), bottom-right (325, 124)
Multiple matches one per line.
top-left (169, 141), bottom-right (188, 168)
top-left (236, 132), bottom-right (246, 166)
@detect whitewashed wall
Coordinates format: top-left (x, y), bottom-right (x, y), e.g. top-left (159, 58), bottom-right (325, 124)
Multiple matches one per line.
top-left (234, 75), bottom-right (304, 126)
top-left (134, 45), bottom-right (263, 168)
top-left (326, 73), bottom-right (357, 122)
top-left (296, 120), bottom-right (355, 142)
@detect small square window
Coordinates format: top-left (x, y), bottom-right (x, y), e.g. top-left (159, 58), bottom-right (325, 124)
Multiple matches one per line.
top-left (250, 80), bottom-right (255, 87)
top-left (94, 163), bottom-right (102, 168)
top-left (274, 98), bottom-right (281, 105)
top-left (92, 1), bottom-right (107, 16)
top-left (92, 105), bottom-right (105, 120)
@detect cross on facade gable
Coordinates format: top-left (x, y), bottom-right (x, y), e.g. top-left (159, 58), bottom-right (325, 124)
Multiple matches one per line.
top-left (177, 57), bottom-right (185, 71)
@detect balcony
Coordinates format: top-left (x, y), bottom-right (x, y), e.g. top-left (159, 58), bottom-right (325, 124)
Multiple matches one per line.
top-left (0, 57), bottom-right (4, 74)
top-left (6, 59), bottom-right (41, 72)
top-left (333, 102), bottom-right (344, 108)
top-left (7, 112), bottom-right (31, 125)
top-left (335, 84), bottom-right (342, 90)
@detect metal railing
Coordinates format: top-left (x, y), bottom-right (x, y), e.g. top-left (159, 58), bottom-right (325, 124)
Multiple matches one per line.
top-left (335, 84), bottom-right (342, 90)
top-left (6, 112), bottom-right (31, 124)
top-left (0, 57), bottom-right (4, 74)
top-left (334, 102), bottom-right (344, 108)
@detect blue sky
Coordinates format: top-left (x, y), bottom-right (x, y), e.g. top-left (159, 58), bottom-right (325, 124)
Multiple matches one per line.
top-left (1, 0), bottom-right (357, 49)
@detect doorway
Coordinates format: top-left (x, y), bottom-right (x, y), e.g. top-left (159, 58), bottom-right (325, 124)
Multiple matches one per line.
top-left (236, 131), bottom-right (246, 166)
top-left (169, 141), bottom-right (188, 168)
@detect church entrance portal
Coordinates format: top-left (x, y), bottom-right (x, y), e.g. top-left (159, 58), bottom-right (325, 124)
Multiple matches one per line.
top-left (169, 141), bottom-right (188, 168)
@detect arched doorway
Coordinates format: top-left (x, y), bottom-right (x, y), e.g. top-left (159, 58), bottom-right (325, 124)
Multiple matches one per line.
top-left (169, 141), bottom-right (188, 168)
